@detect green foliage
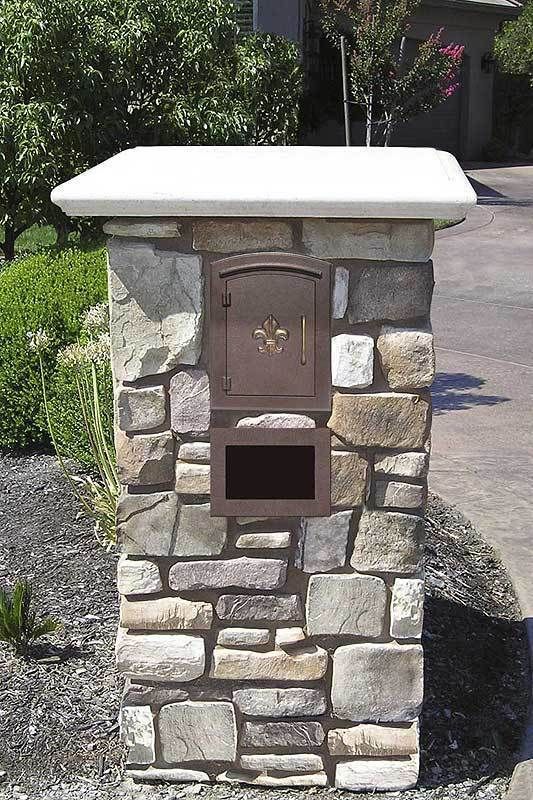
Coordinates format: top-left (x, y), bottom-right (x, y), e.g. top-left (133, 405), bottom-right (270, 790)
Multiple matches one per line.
top-left (44, 304), bottom-right (119, 548)
top-left (495, 2), bottom-right (533, 80)
top-left (0, 0), bottom-right (302, 258)
top-left (319, 0), bottom-right (464, 145)
top-left (0, 247), bottom-right (107, 449)
top-left (0, 579), bottom-right (59, 656)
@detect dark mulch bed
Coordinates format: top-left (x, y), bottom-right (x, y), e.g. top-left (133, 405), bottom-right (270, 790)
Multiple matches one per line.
top-left (0, 452), bottom-right (529, 800)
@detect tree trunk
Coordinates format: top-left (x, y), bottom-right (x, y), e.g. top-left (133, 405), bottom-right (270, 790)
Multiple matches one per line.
top-left (2, 224), bottom-right (16, 261)
top-left (366, 91), bottom-right (373, 146)
top-left (55, 221), bottom-right (70, 249)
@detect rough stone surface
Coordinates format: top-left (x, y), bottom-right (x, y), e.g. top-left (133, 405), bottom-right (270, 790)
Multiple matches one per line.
top-left (211, 645), bottom-right (328, 681)
top-left (375, 480), bottom-right (425, 510)
top-left (233, 687), bottom-right (326, 717)
top-left (302, 220), bottom-right (433, 262)
top-left (348, 262), bottom-right (434, 323)
top-left (116, 386), bottom-right (167, 432)
top-left (159, 701), bottom-right (237, 762)
top-left (108, 239), bottom-right (203, 381)
top-left (217, 628), bottom-right (270, 647)
top-left (117, 491), bottom-right (178, 556)
top-left (127, 768), bottom-right (209, 782)
top-left (236, 413), bottom-right (315, 429)
top-left (275, 627), bottom-right (306, 647)
top-left (117, 556), bottom-right (162, 595)
top-left (115, 629), bottom-right (205, 682)
top-left (306, 574), bottom-right (387, 637)
top-left (377, 325), bottom-right (436, 389)
top-left (240, 721), bottom-right (325, 748)
top-left (104, 217), bottom-right (182, 238)
top-left (170, 368), bottom-right (210, 436)
top-left (299, 511), bottom-right (352, 573)
top-left (235, 532), bottom-right (291, 549)
top-left (122, 681), bottom-right (188, 708)
top-left (374, 451), bottom-right (429, 479)
top-left (328, 392), bottom-right (430, 449)
top-left (116, 431), bottom-right (175, 486)
top-left (332, 266), bottom-right (349, 319)
top-left (391, 578), bottom-right (425, 639)
top-left (351, 510), bottom-right (424, 574)
top-left (175, 462), bottom-right (210, 495)
top-left (331, 334), bottom-right (374, 389)
top-left (331, 451), bottom-right (367, 508)
top-left (331, 643), bottom-right (424, 721)
top-left (218, 771), bottom-right (328, 787)
top-left (177, 442), bottom-right (211, 463)
top-left (239, 754), bottom-right (324, 773)
top-left (193, 220), bottom-right (293, 252)
top-left (328, 721), bottom-right (419, 756)
top-left (216, 594), bottom-right (302, 622)
top-left (335, 755), bottom-right (419, 791)
top-left (172, 503), bottom-right (226, 556)
top-left (120, 596), bottom-right (213, 631)
top-left (120, 706), bottom-right (156, 765)
top-left (169, 557), bottom-right (287, 591)
top-left (118, 495), bottom-right (226, 557)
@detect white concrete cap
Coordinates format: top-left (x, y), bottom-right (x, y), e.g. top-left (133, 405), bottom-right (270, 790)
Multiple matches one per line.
top-left (51, 146), bottom-right (476, 219)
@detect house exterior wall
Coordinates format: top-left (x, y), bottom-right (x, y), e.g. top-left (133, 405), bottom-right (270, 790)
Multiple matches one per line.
top-left (255, 0), bottom-right (513, 160)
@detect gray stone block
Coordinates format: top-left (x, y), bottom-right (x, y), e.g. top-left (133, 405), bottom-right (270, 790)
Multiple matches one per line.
top-left (306, 573), bottom-right (387, 637)
top-left (348, 261), bottom-right (434, 323)
top-left (240, 721), bottom-right (325, 748)
top-left (108, 239), bottom-right (203, 381)
top-left (170, 368), bottom-right (210, 436)
top-left (169, 557), bottom-right (287, 591)
top-left (159, 701), bottom-right (237, 762)
top-left (299, 511), bottom-right (352, 573)
top-left (115, 629), bottom-right (205, 682)
top-left (351, 510), bottom-right (424, 574)
top-left (335, 755), bottom-right (419, 791)
top-left (216, 594), bottom-right (302, 622)
top-left (116, 431), bottom-right (175, 486)
top-left (233, 687), bottom-right (326, 717)
top-left (331, 643), bottom-right (424, 721)
top-left (116, 386), bottom-right (167, 432)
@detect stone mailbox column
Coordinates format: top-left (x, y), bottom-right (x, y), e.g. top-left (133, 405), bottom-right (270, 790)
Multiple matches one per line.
top-left (52, 146), bottom-right (476, 792)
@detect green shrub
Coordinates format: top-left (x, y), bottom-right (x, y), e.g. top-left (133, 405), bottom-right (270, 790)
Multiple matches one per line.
top-left (0, 247), bottom-right (107, 449)
top-left (0, 579), bottom-right (59, 657)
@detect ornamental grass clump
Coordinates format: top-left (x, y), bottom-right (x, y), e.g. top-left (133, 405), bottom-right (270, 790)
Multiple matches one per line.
top-left (30, 304), bottom-right (119, 549)
top-left (0, 580), bottom-right (59, 657)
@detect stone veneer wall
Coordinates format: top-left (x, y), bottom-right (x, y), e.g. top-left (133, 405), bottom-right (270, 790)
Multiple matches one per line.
top-left (108, 216), bottom-right (435, 793)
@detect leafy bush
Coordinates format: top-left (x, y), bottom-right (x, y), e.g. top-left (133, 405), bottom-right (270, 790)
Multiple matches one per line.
top-left (0, 247), bottom-right (107, 449)
top-left (0, 580), bottom-right (59, 657)
top-left (0, 0), bottom-right (302, 258)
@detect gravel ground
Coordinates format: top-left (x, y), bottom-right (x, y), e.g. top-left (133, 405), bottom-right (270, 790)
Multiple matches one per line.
top-left (0, 452), bottom-right (529, 800)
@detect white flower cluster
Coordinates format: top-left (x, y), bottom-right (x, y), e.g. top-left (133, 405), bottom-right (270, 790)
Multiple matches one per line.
top-left (58, 331), bottom-right (110, 369)
top-left (26, 328), bottom-right (51, 353)
top-left (82, 303), bottom-right (109, 334)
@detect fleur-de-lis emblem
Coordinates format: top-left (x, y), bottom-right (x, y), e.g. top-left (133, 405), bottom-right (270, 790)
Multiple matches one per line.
top-left (253, 314), bottom-right (289, 355)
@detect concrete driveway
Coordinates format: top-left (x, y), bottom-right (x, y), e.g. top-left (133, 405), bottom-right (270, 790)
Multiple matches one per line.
top-left (430, 164), bottom-right (533, 799)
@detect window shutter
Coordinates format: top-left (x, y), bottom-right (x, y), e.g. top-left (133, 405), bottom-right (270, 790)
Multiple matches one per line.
top-left (234, 0), bottom-right (254, 34)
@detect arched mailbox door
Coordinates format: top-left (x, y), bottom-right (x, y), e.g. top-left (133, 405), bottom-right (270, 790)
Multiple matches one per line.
top-left (210, 253), bottom-right (331, 411)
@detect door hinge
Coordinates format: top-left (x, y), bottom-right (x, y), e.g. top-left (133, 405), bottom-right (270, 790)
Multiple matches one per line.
top-left (222, 290), bottom-right (231, 308)
top-left (222, 376), bottom-right (232, 392)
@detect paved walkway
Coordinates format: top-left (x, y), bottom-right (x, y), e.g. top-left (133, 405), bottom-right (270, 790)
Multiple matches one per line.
top-left (430, 165), bottom-right (533, 800)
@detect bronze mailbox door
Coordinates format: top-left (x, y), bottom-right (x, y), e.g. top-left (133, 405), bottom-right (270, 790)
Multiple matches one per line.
top-left (211, 253), bottom-right (331, 411)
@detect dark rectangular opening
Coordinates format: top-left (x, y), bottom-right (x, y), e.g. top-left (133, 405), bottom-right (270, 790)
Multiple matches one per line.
top-left (226, 445), bottom-right (315, 500)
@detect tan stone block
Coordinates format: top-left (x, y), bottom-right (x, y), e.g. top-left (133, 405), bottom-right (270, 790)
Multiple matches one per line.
top-left (210, 645), bottom-right (328, 681)
top-left (328, 393), bottom-right (430, 449)
top-left (218, 770), bottom-right (328, 787)
top-left (193, 220), bottom-right (293, 252)
top-left (328, 721), bottom-right (419, 756)
top-left (331, 451), bottom-right (367, 507)
top-left (377, 325), bottom-right (436, 390)
top-left (120, 596), bottom-right (213, 631)
top-left (116, 431), bottom-right (175, 486)
top-left (104, 218), bottom-right (182, 238)
top-left (351, 510), bottom-right (424, 574)
top-left (175, 462), bottom-right (210, 495)
top-left (302, 219), bottom-right (434, 261)
top-left (375, 480), bottom-right (425, 510)
top-left (335, 755), bottom-right (419, 791)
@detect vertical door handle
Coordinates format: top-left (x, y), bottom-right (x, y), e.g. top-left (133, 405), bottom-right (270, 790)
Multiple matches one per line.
top-left (301, 315), bottom-right (307, 366)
